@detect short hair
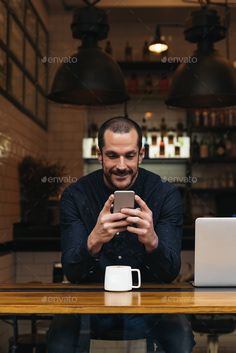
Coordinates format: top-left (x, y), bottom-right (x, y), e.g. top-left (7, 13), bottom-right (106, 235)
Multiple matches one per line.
top-left (98, 116), bottom-right (142, 151)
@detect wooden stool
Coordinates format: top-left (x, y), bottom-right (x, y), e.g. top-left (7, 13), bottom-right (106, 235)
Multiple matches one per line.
top-left (191, 315), bottom-right (235, 353)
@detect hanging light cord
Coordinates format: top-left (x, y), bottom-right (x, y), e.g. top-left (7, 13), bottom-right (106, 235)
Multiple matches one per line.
top-left (224, 0), bottom-right (230, 59)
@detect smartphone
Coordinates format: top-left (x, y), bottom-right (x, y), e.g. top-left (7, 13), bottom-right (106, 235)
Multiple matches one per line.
top-left (113, 190), bottom-right (135, 213)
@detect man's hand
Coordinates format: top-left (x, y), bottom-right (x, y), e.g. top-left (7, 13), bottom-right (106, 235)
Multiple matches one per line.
top-left (121, 195), bottom-right (159, 253)
top-left (87, 194), bottom-right (129, 255)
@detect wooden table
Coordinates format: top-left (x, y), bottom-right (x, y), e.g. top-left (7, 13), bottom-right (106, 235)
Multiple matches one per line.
top-left (1, 283), bottom-right (236, 314)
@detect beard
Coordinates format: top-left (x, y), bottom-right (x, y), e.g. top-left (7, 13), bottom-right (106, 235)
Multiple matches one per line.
top-left (102, 164), bottom-right (139, 190)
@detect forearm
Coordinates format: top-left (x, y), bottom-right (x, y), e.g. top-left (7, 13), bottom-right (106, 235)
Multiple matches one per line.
top-left (144, 231), bottom-right (159, 253)
top-left (87, 229), bottom-right (103, 255)
top-left (145, 225), bottom-right (182, 283)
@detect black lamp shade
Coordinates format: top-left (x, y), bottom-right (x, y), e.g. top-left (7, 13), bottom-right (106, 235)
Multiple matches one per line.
top-left (48, 47), bottom-right (129, 105)
top-left (166, 50), bottom-right (236, 108)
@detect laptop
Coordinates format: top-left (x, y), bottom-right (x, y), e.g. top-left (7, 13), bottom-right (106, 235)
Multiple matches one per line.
top-left (194, 217), bottom-right (236, 287)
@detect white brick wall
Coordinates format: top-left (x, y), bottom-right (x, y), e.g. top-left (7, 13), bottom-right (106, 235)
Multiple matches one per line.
top-left (0, 95), bottom-right (48, 244)
top-left (47, 103), bottom-right (87, 187)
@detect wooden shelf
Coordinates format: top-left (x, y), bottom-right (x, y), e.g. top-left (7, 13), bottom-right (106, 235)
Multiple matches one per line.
top-left (118, 61), bottom-right (178, 72)
top-left (191, 126), bottom-right (236, 133)
top-left (127, 91), bottom-right (169, 101)
top-left (191, 188), bottom-right (236, 194)
top-left (191, 157), bottom-right (236, 163)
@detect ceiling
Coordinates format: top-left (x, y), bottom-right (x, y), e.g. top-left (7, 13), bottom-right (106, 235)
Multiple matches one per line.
top-left (43, 0), bottom-right (236, 24)
top-left (44, 0), bottom-right (236, 12)
top-left (43, 0), bottom-right (200, 25)
top-left (43, 0), bottom-right (199, 12)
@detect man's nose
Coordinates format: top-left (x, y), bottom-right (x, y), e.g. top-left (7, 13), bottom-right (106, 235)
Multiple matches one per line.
top-left (117, 156), bottom-right (126, 169)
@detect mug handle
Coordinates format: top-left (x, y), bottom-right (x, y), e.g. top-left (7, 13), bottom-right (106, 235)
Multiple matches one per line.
top-left (131, 269), bottom-right (141, 288)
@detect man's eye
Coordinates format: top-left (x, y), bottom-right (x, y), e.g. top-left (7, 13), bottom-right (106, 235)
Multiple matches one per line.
top-left (126, 154), bottom-right (135, 159)
top-left (107, 155), bottom-right (117, 159)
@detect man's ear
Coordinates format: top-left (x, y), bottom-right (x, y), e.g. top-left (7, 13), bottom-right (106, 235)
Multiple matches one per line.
top-left (139, 148), bottom-right (144, 164)
top-left (97, 148), bottom-right (102, 162)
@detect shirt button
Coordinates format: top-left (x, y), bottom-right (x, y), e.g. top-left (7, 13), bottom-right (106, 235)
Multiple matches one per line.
top-left (118, 255), bottom-right (122, 260)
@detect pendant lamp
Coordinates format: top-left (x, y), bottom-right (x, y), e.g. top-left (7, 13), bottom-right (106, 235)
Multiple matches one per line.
top-left (48, 1), bottom-right (129, 106)
top-left (148, 26), bottom-right (168, 54)
top-left (166, 6), bottom-right (236, 108)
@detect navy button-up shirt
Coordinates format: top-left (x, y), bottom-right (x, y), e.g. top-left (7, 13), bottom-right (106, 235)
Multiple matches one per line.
top-left (60, 168), bottom-right (183, 283)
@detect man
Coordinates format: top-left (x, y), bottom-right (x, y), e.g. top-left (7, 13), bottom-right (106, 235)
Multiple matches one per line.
top-left (47, 116), bottom-right (195, 353)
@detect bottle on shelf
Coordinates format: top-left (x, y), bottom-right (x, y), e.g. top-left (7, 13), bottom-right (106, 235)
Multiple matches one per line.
top-left (174, 143), bottom-right (180, 157)
top-left (225, 134), bottom-right (232, 156)
top-left (160, 117), bottom-right (167, 137)
top-left (167, 128), bottom-right (174, 145)
top-left (88, 122), bottom-right (98, 138)
top-left (150, 126), bottom-right (158, 146)
top-left (208, 136), bottom-right (216, 157)
top-left (209, 111), bottom-right (216, 127)
top-left (228, 173), bottom-right (235, 188)
top-left (220, 112), bottom-right (225, 126)
top-left (144, 73), bottom-right (153, 94)
top-left (142, 40), bottom-right (150, 61)
top-left (159, 75), bottom-right (169, 94)
top-left (216, 136), bottom-right (226, 157)
top-left (199, 138), bottom-right (209, 158)
top-left (194, 110), bottom-right (201, 127)
top-left (127, 73), bottom-right (139, 93)
top-left (159, 136), bottom-right (165, 157)
top-left (144, 138), bottom-right (149, 159)
top-left (105, 40), bottom-right (113, 55)
top-left (91, 138), bottom-right (97, 157)
top-left (124, 41), bottom-right (133, 61)
top-left (166, 128), bottom-right (175, 157)
top-left (141, 117), bottom-right (148, 140)
top-left (174, 135), bottom-right (181, 157)
top-left (192, 135), bottom-right (200, 159)
top-left (176, 119), bottom-right (184, 137)
top-left (202, 110), bottom-right (209, 127)
top-left (228, 109), bottom-right (234, 127)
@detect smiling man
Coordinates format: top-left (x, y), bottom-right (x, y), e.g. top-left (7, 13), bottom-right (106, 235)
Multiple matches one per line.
top-left (47, 117), bottom-right (195, 353)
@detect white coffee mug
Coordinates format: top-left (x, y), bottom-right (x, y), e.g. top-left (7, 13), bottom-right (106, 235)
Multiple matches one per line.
top-left (104, 265), bottom-right (141, 291)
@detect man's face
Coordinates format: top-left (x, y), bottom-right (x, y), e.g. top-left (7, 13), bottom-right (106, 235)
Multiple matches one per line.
top-left (97, 129), bottom-right (144, 190)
